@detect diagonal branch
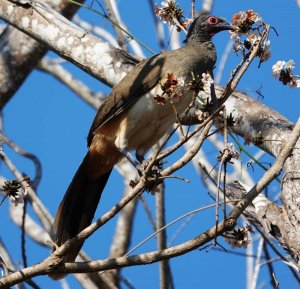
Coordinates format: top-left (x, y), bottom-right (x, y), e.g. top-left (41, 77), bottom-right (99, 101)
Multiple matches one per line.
top-left (0, 0), bottom-right (139, 91)
top-left (1, 117), bottom-right (299, 287)
top-left (37, 57), bottom-right (104, 109)
top-left (228, 117), bottom-right (300, 220)
top-left (0, 0), bottom-right (84, 110)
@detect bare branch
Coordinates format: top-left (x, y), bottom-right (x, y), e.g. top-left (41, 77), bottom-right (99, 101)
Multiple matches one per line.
top-left (0, 240), bottom-right (26, 289)
top-left (0, 151), bottom-right (53, 233)
top-left (148, 0), bottom-right (166, 51)
top-left (73, 15), bottom-right (119, 47)
top-left (0, 0), bottom-right (84, 110)
top-left (108, 161), bottom-right (139, 286)
top-left (156, 183), bottom-right (172, 289)
top-left (161, 120), bottom-right (213, 177)
top-left (249, 237), bottom-right (264, 289)
top-left (37, 57), bottom-right (104, 109)
top-left (201, 0), bottom-right (214, 13)
top-left (215, 40), bottom-right (234, 84)
top-left (9, 204), bottom-right (51, 247)
top-left (0, 0), bottom-right (139, 88)
top-left (229, 117), bottom-right (300, 219)
top-left (1, 133), bottom-right (42, 189)
top-left (103, 0), bottom-right (128, 50)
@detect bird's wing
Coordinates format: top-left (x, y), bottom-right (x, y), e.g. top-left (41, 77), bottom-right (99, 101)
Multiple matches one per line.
top-left (87, 53), bottom-right (165, 146)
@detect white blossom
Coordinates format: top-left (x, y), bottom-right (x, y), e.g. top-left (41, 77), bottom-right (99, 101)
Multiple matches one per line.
top-left (272, 59), bottom-right (300, 88)
top-left (228, 143), bottom-right (240, 159)
top-left (260, 40), bottom-right (271, 62)
top-left (285, 59), bottom-right (295, 70)
top-left (0, 179), bottom-right (29, 207)
top-left (287, 78), bottom-right (300, 88)
top-left (272, 60), bottom-right (286, 78)
top-left (161, 1), bottom-right (169, 7)
top-left (9, 189), bottom-right (26, 206)
top-left (201, 72), bottom-right (214, 94)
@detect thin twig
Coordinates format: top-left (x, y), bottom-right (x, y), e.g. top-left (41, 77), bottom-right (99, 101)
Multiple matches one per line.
top-left (0, 151), bottom-right (53, 234)
top-left (217, 26), bottom-right (270, 108)
top-left (171, 16), bottom-right (187, 34)
top-left (1, 133), bottom-right (42, 190)
top-left (223, 108), bottom-right (229, 221)
top-left (191, 0), bottom-right (195, 19)
top-left (147, 0), bottom-right (166, 51)
top-left (228, 117), bottom-right (300, 221)
top-left (249, 237), bottom-right (264, 289)
top-left (202, 0), bottom-right (214, 12)
top-left (168, 214), bottom-right (194, 246)
top-left (140, 196), bottom-right (157, 232)
top-left (214, 109), bottom-right (229, 245)
top-left (37, 58), bottom-right (104, 109)
top-left (156, 183), bottom-right (171, 289)
top-left (230, 132), bottom-right (281, 184)
top-left (214, 158), bottom-right (223, 244)
top-left (161, 120), bottom-right (213, 177)
top-left (211, 246), bottom-right (266, 259)
top-left (263, 242), bottom-right (278, 289)
top-left (2, 139), bottom-right (296, 289)
top-left (102, 0), bottom-right (128, 50)
top-left (156, 104), bottom-right (224, 162)
top-left (21, 199), bottom-right (28, 268)
top-left (125, 200), bottom-right (238, 257)
top-left (67, 0), bottom-right (156, 55)
top-left (250, 222), bottom-right (300, 284)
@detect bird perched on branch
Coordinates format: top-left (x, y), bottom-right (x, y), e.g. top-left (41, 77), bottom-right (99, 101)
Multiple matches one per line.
top-left (51, 12), bottom-right (234, 278)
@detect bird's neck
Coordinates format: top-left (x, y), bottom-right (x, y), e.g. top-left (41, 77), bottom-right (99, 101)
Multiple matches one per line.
top-left (185, 38), bottom-right (214, 49)
top-left (183, 40), bottom-right (216, 61)
top-left (178, 40), bottom-right (217, 76)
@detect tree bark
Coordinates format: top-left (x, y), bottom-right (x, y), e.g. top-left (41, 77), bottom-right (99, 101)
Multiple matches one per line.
top-left (0, 0), bottom-right (84, 109)
top-left (1, 0), bottom-right (299, 276)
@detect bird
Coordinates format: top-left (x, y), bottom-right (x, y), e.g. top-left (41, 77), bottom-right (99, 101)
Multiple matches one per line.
top-left (51, 12), bottom-right (234, 277)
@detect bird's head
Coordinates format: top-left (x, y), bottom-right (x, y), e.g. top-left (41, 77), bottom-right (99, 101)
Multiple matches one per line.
top-left (185, 12), bottom-right (235, 43)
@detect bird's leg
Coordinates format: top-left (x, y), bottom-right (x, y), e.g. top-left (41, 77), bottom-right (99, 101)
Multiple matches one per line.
top-left (136, 152), bottom-right (161, 172)
top-left (136, 152), bottom-right (163, 193)
top-left (121, 149), bottom-right (162, 192)
top-left (120, 149), bottom-right (142, 172)
top-left (136, 151), bottom-right (162, 175)
top-left (135, 152), bottom-right (145, 164)
top-left (120, 149), bottom-right (153, 176)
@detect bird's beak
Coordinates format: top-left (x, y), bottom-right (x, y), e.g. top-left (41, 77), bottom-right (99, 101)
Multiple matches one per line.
top-left (209, 20), bottom-right (235, 37)
top-left (215, 21), bottom-right (236, 32)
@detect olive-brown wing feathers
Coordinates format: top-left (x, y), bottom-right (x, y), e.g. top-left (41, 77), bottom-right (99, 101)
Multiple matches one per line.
top-left (87, 54), bottom-right (165, 146)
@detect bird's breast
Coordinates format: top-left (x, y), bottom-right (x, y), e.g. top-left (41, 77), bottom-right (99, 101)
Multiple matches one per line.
top-left (115, 79), bottom-right (194, 154)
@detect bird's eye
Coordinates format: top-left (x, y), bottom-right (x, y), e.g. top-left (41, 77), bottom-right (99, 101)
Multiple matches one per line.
top-left (207, 16), bottom-right (219, 25)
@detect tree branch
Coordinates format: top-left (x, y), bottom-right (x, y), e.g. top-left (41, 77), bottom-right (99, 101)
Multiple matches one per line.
top-left (0, 0), bottom-right (84, 110)
top-left (1, 118), bottom-right (298, 287)
top-left (0, 0), bottom-right (139, 90)
top-left (37, 57), bottom-right (104, 109)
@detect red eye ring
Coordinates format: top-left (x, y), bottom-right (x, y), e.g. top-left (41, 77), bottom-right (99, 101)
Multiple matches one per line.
top-left (207, 16), bottom-right (219, 25)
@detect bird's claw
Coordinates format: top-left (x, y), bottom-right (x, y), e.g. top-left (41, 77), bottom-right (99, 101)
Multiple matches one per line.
top-left (135, 158), bottom-right (163, 192)
top-left (136, 158), bottom-right (161, 177)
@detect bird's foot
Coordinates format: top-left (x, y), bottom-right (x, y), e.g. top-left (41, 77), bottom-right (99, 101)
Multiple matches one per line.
top-left (136, 158), bottom-right (162, 176)
top-left (136, 158), bottom-right (163, 192)
top-left (129, 159), bottom-right (162, 191)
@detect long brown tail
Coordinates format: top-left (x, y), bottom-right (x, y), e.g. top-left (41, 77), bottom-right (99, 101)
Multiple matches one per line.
top-left (50, 153), bottom-right (112, 279)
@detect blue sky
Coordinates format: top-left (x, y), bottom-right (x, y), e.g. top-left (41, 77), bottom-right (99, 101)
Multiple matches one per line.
top-left (1, 0), bottom-right (300, 288)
